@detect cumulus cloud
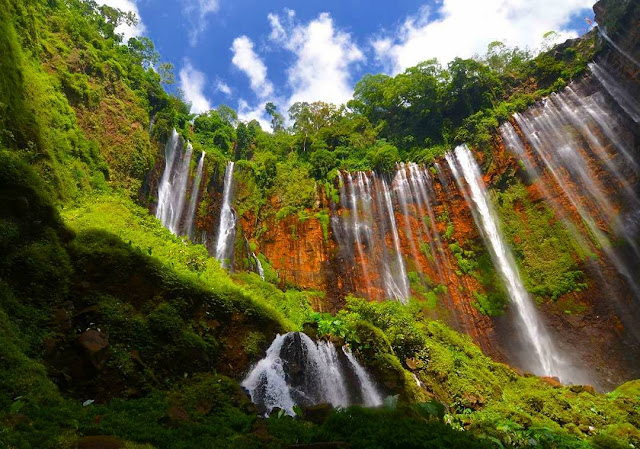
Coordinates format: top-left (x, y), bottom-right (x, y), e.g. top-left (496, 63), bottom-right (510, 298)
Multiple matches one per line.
top-left (373, 0), bottom-right (593, 74)
top-left (231, 36), bottom-right (274, 99)
top-left (183, 0), bottom-right (220, 46)
top-left (268, 10), bottom-right (364, 107)
top-left (95, 0), bottom-right (146, 40)
top-left (179, 61), bottom-right (212, 114)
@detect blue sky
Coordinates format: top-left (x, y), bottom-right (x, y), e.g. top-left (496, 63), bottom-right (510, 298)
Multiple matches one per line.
top-left (100, 0), bottom-right (595, 127)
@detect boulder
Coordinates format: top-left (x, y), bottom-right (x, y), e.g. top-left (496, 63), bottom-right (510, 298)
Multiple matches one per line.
top-left (78, 330), bottom-right (109, 370)
top-left (541, 376), bottom-right (563, 388)
top-left (302, 403), bottom-right (334, 424)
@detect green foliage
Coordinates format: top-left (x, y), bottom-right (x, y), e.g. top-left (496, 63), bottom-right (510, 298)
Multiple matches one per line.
top-left (492, 180), bottom-right (589, 301)
top-left (309, 148), bottom-right (337, 178)
top-left (368, 141), bottom-right (400, 175)
top-left (193, 108), bottom-right (236, 154)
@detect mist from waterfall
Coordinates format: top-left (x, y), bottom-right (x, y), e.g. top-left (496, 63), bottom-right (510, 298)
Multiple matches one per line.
top-left (446, 145), bottom-right (563, 379)
top-left (215, 161), bottom-right (237, 269)
top-left (242, 332), bottom-right (382, 416)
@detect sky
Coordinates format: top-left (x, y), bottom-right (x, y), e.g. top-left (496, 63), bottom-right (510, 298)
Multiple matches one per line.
top-left (97, 0), bottom-right (596, 128)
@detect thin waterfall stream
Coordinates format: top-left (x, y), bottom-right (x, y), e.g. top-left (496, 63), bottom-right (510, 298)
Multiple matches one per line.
top-left (446, 145), bottom-right (562, 379)
top-left (215, 161), bottom-right (237, 268)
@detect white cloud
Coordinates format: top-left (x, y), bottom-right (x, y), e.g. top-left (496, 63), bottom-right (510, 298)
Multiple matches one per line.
top-left (373, 0), bottom-right (593, 74)
top-left (237, 100), bottom-right (271, 130)
top-left (95, 0), bottom-right (146, 40)
top-left (267, 13), bottom-right (286, 42)
top-left (215, 80), bottom-right (232, 96)
top-left (269, 11), bottom-right (365, 106)
top-left (183, 0), bottom-right (220, 46)
top-left (231, 36), bottom-right (274, 99)
top-left (179, 61), bottom-right (212, 114)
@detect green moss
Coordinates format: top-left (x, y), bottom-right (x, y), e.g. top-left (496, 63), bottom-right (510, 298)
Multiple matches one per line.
top-left (315, 210), bottom-right (330, 242)
top-left (492, 180), bottom-right (589, 301)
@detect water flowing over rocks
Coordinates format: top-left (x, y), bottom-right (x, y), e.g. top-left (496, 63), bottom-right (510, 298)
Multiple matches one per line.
top-left (242, 332), bottom-right (383, 416)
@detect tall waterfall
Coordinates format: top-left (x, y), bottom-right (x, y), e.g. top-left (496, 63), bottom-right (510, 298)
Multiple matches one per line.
top-left (242, 332), bottom-right (382, 416)
top-left (185, 151), bottom-right (205, 240)
top-left (333, 171), bottom-right (410, 302)
top-left (501, 63), bottom-right (640, 301)
top-left (446, 145), bottom-right (562, 378)
top-left (156, 130), bottom-right (193, 236)
top-left (215, 161), bottom-right (237, 268)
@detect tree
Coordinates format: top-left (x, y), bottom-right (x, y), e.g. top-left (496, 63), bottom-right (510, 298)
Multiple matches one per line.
top-left (309, 148), bottom-right (337, 179)
top-left (368, 141), bottom-right (400, 175)
top-left (288, 101), bottom-right (338, 152)
top-left (265, 102), bottom-right (284, 132)
top-left (481, 41), bottom-right (531, 77)
top-left (193, 110), bottom-right (236, 154)
top-left (128, 37), bottom-right (159, 69)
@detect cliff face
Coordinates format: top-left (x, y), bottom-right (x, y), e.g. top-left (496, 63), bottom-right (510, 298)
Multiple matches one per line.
top-left (143, 0), bottom-right (640, 387)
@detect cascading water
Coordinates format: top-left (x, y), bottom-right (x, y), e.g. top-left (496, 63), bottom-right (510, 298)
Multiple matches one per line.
top-left (242, 332), bottom-right (383, 416)
top-left (156, 130), bottom-right (193, 236)
top-left (253, 253), bottom-right (265, 280)
top-left (215, 161), bottom-right (237, 269)
top-left (185, 151), bottom-right (205, 240)
top-left (333, 171), bottom-right (410, 302)
top-left (597, 28), bottom-right (640, 69)
top-left (446, 145), bottom-right (562, 379)
top-left (342, 346), bottom-right (383, 407)
top-left (394, 162), bottom-right (450, 282)
top-left (502, 65), bottom-right (640, 301)
top-left (589, 62), bottom-right (640, 123)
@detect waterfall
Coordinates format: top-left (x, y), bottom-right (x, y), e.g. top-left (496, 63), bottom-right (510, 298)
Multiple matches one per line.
top-left (597, 28), bottom-right (640, 70)
top-left (333, 171), bottom-right (410, 302)
top-left (156, 130), bottom-right (193, 236)
top-left (215, 161), bottom-right (237, 269)
top-left (342, 346), bottom-right (383, 407)
top-left (253, 252), bottom-right (265, 280)
top-left (185, 151), bottom-right (205, 240)
top-left (589, 63), bottom-right (640, 123)
top-left (446, 145), bottom-right (561, 378)
top-left (242, 332), bottom-right (382, 416)
top-left (502, 67), bottom-right (640, 300)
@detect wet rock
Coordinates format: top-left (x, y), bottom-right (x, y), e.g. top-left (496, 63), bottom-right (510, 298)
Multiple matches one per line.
top-left (405, 357), bottom-right (420, 371)
top-left (78, 330), bottom-right (109, 370)
top-left (77, 436), bottom-right (124, 449)
top-left (569, 384), bottom-right (596, 395)
top-left (79, 330), bottom-right (108, 352)
top-left (541, 376), bottom-right (563, 388)
top-left (303, 403), bottom-right (334, 424)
